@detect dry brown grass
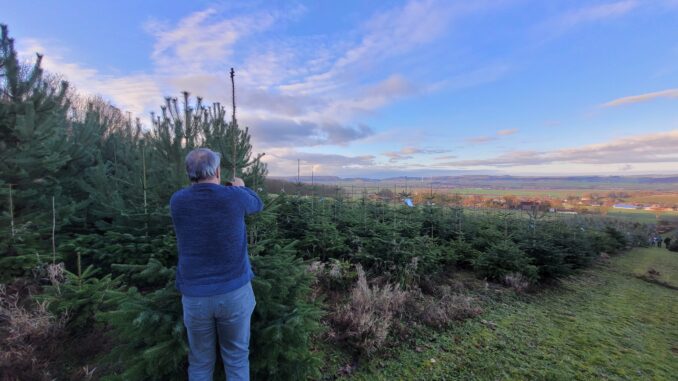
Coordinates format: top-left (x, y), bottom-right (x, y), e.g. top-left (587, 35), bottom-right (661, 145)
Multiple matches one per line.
top-left (503, 272), bottom-right (530, 293)
top-left (331, 265), bottom-right (407, 355)
top-left (0, 282), bottom-right (67, 381)
top-left (405, 285), bottom-right (482, 328)
top-left (328, 266), bottom-right (483, 355)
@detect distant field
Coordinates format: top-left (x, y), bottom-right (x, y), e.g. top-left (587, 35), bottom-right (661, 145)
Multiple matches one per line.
top-left (605, 208), bottom-right (678, 224)
top-left (627, 193), bottom-right (678, 205)
top-left (331, 184), bottom-right (678, 202)
top-left (334, 185), bottom-right (603, 198)
top-left (418, 188), bottom-right (585, 198)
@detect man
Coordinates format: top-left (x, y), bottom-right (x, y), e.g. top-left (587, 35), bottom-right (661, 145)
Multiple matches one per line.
top-left (170, 148), bottom-right (263, 381)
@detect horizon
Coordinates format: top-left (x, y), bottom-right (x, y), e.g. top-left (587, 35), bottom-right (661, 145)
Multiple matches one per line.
top-left (3, 0), bottom-right (678, 177)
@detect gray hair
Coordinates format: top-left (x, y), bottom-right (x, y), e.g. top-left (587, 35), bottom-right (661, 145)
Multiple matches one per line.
top-left (185, 148), bottom-right (221, 182)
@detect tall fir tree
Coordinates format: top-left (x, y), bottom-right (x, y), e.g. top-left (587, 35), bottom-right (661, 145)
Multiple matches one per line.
top-left (0, 24), bottom-right (88, 278)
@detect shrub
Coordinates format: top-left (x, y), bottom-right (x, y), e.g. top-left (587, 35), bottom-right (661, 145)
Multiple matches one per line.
top-left (451, 239), bottom-right (482, 269)
top-left (331, 265), bottom-right (407, 355)
top-left (39, 264), bottom-right (120, 334)
top-left (669, 239), bottom-right (678, 252)
top-left (604, 226), bottom-right (628, 252)
top-left (474, 240), bottom-right (537, 282)
top-left (310, 258), bottom-right (357, 292)
top-left (249, 248), bottom-right (324, 381)
top-left (99, 283), bottom-right (187, 381)
top-left (503, 273), bottom-right (530, 293)
top-left (405, 286), bottom-right (481, 328)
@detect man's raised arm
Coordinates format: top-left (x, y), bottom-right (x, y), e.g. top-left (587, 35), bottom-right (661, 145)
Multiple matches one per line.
top-left (232, 177), bottom-right (264, 215)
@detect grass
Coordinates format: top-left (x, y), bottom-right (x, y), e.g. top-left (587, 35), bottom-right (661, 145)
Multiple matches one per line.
top-left (616, 247), bottom-right (678, 289)
top-left (605, 209), bottom-right (678, 224)
top-left (334, 248), bottom-right (678, 380)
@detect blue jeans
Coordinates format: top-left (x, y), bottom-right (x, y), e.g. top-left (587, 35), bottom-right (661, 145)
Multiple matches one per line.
top-left (182, 282), bottom-right (256, 381)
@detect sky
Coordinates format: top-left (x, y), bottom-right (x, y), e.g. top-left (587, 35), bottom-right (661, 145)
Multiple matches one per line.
top-left (3, 0), bottom-right (678, 178)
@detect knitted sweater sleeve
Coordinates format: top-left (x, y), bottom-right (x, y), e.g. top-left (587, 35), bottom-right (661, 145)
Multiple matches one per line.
top-left (238, 187), bottom-right (264, 215)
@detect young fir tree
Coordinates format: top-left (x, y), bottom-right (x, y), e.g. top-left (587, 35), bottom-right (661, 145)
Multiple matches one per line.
top-left (96, 90), bottom-right (322, 380)
top-left (0, 24), bottom-right (87, 279)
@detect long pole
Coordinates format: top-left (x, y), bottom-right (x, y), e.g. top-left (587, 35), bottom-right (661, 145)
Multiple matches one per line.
top-left (142, 144), bottom-right (148, 237)
top-left (8, 184), bottom-right (14, 240)
top-left (230, 68), bottom-right (237, 181)
top-left (52, 196), bottom-right (56, 264)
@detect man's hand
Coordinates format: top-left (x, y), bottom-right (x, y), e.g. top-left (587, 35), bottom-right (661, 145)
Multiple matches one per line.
top-left (231, 177), bottom-right (245, 187)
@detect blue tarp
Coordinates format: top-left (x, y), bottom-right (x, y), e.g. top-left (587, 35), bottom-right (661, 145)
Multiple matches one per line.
top-left (404, 198), bottom-right (414, 207)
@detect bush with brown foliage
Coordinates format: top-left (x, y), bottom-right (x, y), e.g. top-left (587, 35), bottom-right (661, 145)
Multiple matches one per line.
top-left (503, 272), bottom-right (530, 293)
top-left (405, 285), bottom-right (482, 328)
top-left (331, 265), bottom-right (407, 355)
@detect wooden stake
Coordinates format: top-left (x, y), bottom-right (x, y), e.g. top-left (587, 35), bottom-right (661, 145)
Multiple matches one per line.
top-left (142, 144), bottom-right (148, 237)
top-left (8, 184), bottom-right (14, 240)
top-left (77, 250), bottom-right (82, 289)
top-left (51, 196), bottom-right (56, 264)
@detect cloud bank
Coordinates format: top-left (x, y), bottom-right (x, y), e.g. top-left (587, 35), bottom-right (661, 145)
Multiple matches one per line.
top-left (441, 130), bottom-right (678, 167)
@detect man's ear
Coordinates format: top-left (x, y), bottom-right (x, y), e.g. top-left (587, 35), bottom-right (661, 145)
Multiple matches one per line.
top-left (216, 167), bottom-right (220, 179)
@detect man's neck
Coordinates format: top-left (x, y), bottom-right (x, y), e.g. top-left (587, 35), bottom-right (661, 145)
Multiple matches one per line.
top-left (195, 177), bottom-right (220, 185)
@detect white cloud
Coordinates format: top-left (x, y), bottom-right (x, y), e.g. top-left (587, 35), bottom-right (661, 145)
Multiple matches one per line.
top-left (554, 0), bottom-right (638, 30)
top-left (15, 0), bottom-right (513, 174)
top-left (443, 130), bottom-right (678, 167)
top-left (144, 7), bottom-right (284, 73)
top-left (466, 128), bottom-right (519, 144)
top-left (497, 128), bottom-right (518, 136)
top-left (466, 135), bottom-right (498, 144)
top-left (534, 0), bottom-right (639, 40)
top-left (263, 147), bottom-right (376, 175)
top-left (382, 146), bottom-right (452, 162)
top-left (602, 88), bottom-right (678, 107)
top-left (17, 39), bottom-right (163, 115)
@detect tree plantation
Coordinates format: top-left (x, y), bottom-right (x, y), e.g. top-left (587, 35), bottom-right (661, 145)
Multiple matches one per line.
top-left (0, 25), bottom-right (664, 380)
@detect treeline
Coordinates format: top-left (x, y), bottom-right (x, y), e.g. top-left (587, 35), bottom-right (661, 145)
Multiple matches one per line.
top-left (0, 24), bottom-right (654, 380)
top-left (263, 178), bottom-right (346, 198)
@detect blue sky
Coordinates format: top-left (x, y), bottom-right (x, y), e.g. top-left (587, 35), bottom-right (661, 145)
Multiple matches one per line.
top-left (3, 0), bottom-right (678, 177)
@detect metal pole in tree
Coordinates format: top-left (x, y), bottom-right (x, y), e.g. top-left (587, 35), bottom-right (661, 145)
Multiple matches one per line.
top-left (230, 68), bottom-right (237, 181)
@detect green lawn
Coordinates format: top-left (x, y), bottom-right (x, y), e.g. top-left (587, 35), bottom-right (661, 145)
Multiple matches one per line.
top-left (341, 248), bottom-right (678, 380)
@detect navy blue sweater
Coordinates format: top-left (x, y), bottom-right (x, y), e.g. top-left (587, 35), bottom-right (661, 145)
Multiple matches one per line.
top-left (170, 183), bottom-right (263, 296)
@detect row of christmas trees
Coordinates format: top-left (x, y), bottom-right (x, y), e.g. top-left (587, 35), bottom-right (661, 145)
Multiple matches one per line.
top-left (0, 24), bottom-right (321, 380)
